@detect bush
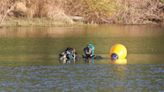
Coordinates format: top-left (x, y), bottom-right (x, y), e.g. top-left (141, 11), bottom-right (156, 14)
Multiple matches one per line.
top-left (64, 0), bottom-right (120, 23)
top-left (0, 0), bottom-right (164, 24)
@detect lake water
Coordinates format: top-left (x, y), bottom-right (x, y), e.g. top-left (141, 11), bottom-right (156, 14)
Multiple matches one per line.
top-left (0, 25), bottom-right (163, 92)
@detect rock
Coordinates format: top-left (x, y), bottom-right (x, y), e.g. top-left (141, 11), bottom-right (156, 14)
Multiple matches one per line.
top-left (70, 16), bottom-right (84, 22)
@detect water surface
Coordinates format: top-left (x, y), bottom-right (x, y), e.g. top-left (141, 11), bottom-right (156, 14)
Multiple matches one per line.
top-left (0, 25), bottom-right (163, 92)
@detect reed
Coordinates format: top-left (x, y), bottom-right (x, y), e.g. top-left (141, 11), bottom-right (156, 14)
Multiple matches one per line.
top-left (0, 0), bottom-right (164, 25)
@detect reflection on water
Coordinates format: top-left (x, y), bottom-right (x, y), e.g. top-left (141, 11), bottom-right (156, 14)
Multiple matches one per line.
top-left (0, 25), bottom-right (164, 38)
top-left (0, 25), bottom-right (164, 65)
top-left (0, 25), bottom-right (164, 91)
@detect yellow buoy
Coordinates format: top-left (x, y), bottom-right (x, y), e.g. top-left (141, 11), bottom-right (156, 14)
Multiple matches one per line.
top-left (110, 44), bottom-right (127, 64)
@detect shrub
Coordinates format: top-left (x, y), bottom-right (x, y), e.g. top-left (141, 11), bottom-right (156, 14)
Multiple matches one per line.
top-left (0, 0), bottom-right (164, 24)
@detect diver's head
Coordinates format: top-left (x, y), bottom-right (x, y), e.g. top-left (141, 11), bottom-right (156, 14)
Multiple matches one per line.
top-left (87, 43), bottom-right (95, 50)
top-left (111, 53), bottom-right (118, 61)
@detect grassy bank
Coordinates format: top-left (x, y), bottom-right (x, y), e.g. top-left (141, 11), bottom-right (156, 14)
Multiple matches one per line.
top-left (0, 0), bottom-right (164, 26)
top-left (0, 18), bottom-right (72, 27)
top-left (0, 17), bottom-right (96, 27)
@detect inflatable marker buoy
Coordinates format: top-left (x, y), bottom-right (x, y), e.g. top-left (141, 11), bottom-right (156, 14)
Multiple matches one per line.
top-left (110, 44), bottom-right (127, 64)
top-left (110, 44), bottom-right (127, 60)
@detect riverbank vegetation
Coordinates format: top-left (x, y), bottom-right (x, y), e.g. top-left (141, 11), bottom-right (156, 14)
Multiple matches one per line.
top-left (0, 0), bottom-right (164, 26)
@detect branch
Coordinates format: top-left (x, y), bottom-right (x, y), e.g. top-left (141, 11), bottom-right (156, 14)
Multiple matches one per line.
top-left (0, 4), bottom-right (15, 25)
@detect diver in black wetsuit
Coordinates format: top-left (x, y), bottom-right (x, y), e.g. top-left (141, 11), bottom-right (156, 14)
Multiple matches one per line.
top-left (83, 46), bottom-right (94, 59)
top-left (59, 47), bottom-right (77, 64)
top-left (83, 44), bottom-right (95, 63)
top-left (65, 47), bottom-right (76, 63)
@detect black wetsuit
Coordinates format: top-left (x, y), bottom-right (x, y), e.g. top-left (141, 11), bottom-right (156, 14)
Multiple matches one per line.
top-left (83, 47), bottom-right (93, 59)
top-left (65, 47), bottom-right (75, 61)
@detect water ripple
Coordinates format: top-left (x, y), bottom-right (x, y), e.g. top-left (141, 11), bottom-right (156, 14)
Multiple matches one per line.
top-left (0, 64), bottom-right (163, 92)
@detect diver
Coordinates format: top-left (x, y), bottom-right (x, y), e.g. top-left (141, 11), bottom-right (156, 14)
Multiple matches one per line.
top-left (59, 52), bottom-right (67, 63)
top-left (65, 47), bottom-right (76, 63)
top-left (59, 47), bottom-right (77, 64)
top-left (83, 44), bottom-right (95, 63)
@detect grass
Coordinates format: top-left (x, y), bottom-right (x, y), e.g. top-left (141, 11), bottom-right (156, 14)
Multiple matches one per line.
top-left (0, 17), bottom-right (86, 27)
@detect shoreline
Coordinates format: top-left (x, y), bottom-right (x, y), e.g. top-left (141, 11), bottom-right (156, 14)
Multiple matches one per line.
top-left (0, 18), bottom-right (85, 27)
top-left (0, 18), bottom-right (163, 28)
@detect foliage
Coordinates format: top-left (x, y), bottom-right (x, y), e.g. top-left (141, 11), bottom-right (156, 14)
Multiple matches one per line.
top-left (160, 0), bottom-right (164, 3)
top-left (0, 0), bottom-right (164, 24)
